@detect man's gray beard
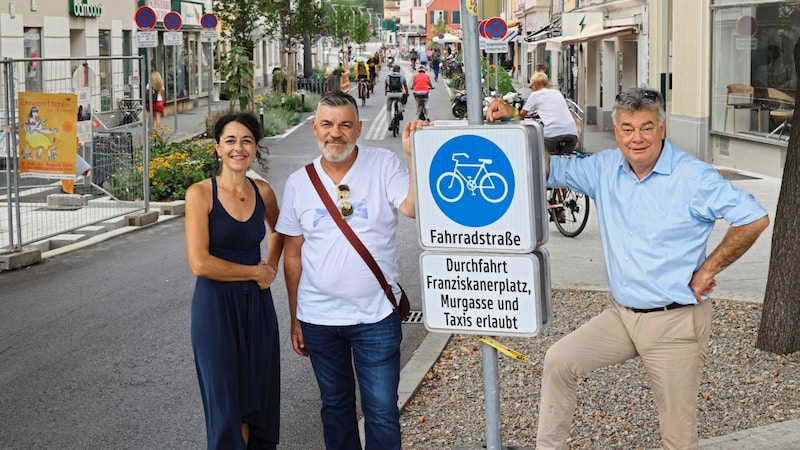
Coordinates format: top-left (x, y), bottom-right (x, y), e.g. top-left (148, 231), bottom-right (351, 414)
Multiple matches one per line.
top-left (318, 140), bottom-right (356, 163)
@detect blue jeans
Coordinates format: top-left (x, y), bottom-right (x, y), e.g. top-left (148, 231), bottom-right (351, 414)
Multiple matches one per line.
top-left (301, 313), bottom-right (402, 450)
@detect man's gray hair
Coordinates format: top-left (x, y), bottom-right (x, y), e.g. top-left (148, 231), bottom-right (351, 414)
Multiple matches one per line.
top-left (316, 91), bottom-right (359, 119)
top-left (612, 87), bottom-right (666, 124)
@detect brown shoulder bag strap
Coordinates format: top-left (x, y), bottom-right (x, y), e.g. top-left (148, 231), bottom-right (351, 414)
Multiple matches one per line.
top-left (305, 163), bottom-right (398, 306)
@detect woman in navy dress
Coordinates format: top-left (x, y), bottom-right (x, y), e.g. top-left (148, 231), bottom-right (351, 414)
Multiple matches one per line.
top-left (185, 112), bottom-right (283, 449)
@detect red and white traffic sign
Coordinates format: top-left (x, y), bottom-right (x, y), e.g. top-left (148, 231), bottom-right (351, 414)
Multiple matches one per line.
top-left (200, 13), bottom-right (218, 30)
top-left (484, 17), bottom-right (507, 40)
top-left (163, 11), bottom-right (182, 32)
top-left (478, 20), bottom-right (488, 39)
top-left (134, 6), bottom-right (157, 31)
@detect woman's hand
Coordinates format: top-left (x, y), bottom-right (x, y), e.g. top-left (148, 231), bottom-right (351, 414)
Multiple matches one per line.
top-left (255, 260), bottom-right (278, 289)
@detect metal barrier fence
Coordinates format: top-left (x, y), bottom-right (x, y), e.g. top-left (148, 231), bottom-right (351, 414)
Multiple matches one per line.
top-left (1, 56), bottom-right (150, 254)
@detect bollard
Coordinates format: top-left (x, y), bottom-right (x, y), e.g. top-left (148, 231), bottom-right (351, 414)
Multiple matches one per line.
top-left (259, 106), bottom-right (264, 130)
top-left (301, 93), bottom-right (305, 110)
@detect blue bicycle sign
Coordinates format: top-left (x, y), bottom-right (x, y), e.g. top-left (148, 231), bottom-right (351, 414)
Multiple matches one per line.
top-left (436, 153), bottom-right (508, 203)
top-left (429, 135), bottom-right (515, 227)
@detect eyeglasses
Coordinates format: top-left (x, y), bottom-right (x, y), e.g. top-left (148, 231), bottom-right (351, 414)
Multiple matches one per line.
top-left (337, 184), bottom-right (353, 219)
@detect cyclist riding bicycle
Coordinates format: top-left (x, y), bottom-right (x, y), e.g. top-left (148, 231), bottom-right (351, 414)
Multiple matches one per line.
top-left (385, 65), bottom-right (409, 130)
top-left (367, 55), bottom-right (377, 90)
top-left (409, 49), bottom-right (419, 70)
top-left (354, 57), bottom-right (370, 98)
top-left (486, 72), bottom-right (580, 224)
top-left (518, 72), bottom-right (578, 155)
top-left (412, 64), bottom-right (434, 120)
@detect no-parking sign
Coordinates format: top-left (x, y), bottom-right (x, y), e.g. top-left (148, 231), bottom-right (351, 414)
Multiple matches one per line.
top-left (411, 123), bottom-right (549, 253)
top-left (163, 11), bottom-right (182, 31)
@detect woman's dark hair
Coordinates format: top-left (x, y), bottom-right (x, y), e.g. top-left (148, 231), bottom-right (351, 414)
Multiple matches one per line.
top-left (213, 112), bottom-right (269, 171)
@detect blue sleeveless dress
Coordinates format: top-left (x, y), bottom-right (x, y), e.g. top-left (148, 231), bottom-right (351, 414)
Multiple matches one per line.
top-left (191, 177), bottom-right (279, 449)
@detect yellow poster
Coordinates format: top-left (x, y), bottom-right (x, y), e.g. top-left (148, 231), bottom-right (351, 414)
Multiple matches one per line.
top-left (18, 92), bottom-right (78, 179)
top-left (467, 0), bottom-right (478, 16)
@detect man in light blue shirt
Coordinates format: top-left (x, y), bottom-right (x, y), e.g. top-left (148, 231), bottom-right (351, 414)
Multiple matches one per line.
top-left (487, 87), bottom-right (769, 449)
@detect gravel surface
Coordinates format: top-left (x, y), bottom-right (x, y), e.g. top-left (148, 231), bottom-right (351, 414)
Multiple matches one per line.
top-left (400, 290), bottom-right (800, 449)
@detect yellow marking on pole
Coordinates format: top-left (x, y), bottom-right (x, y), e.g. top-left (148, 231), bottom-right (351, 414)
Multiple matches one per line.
top-left (478, 336), bottom-right (531, 364)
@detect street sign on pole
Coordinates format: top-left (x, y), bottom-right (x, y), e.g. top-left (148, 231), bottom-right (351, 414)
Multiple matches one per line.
top-left (134, 6), bottom-right (156, 31)
top-left (136, 31), bottom-right (158, 48)
top-left (484, 17), bottom-right (508, 40)
top-left (420, 252), bottom-right (544, 337)
top-left (411, 124), bottom-right (549, 253)
top-left (164, 31), bottom-right (183, 46)
top-left (163, 11), bottom-right (183, 32)
top-left (200, 13), bottom-right (218, 29)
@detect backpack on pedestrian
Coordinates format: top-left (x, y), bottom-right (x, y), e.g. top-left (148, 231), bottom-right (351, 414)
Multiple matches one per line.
top-left (387, 74), bottom-right (403, 93)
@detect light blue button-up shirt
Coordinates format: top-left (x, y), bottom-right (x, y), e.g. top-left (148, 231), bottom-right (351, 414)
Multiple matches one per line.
top-left (548, 140), bottom-right (768, 309)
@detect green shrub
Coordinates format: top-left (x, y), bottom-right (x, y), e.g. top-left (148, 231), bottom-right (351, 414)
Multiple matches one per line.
top-left (109, 128), bottom-right (216, 202)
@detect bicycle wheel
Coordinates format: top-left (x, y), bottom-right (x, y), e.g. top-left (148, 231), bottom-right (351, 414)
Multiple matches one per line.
top-left (392, 102), bottom-right (400, 137)
top-left (478, 172), bottom-right (508, 203)
top-left (436, 172), bottom-right (464, 202)
top-left (360, 83), bottom-right (366, 106)
top-left (552, 188), bottom-right (590, 238)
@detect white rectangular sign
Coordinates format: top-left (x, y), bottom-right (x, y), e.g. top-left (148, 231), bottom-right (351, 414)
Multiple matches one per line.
top-left (201, 30), bottom-right (219, 43)
top-left (164, 31), bottom-right (183, 46)
top-left (421, 252), bottom-right (542, 337)
top-left (136, 30), bottom-right (158, 48)
top-left (484, 41), bottom-right (509, 53)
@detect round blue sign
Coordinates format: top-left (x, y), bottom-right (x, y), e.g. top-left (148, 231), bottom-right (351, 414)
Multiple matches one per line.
top-left (428, 135), bottom-right (514, 227)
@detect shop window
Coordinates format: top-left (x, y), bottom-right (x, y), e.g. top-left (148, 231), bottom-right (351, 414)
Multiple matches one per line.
top-left (431, 10), bottom-right (447, 25)
top-left (24, 28), bottom-right (42, 92)
top-left (711, 2), bottom-right (798, 142)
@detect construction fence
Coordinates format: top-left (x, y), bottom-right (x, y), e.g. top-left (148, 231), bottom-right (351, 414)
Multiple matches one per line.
top-left (1, 55), bottom-right (151, 254)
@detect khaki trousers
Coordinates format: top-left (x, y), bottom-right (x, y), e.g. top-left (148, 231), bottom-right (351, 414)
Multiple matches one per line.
top-left (536, 298), bottom-right (712, 450)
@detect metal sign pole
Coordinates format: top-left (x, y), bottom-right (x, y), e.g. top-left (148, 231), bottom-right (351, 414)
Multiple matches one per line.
top-left (173, 49), bottom-right (178, 132)
top-left (143, 51), bottom-right (151, 211)
top-left (207, 42), bottom-right (212, 120)
top-left (462, 2), bottom-right (502, 450)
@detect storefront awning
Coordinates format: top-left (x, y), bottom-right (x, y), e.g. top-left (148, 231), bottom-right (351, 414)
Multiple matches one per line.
top-left (544, 25), bottom-right (638, 51)
top-left (524, 19), bottom-right (561, 43)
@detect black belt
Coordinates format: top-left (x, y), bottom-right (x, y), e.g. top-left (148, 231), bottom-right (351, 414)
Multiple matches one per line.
top-left (627, 302), bottom-right (693, 314)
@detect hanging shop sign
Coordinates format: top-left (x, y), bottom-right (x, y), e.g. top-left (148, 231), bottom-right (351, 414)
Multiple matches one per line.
top-left (69, 0), bottom-right (103, 18)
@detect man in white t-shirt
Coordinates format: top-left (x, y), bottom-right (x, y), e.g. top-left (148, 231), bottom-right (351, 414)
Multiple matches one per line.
top-left (519, 72), bottom-right (579, 154)
top-left (275, 91), bottom-right (418, 450)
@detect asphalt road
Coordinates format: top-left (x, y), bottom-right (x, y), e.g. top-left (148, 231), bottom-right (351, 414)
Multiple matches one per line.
top-left (0, 65), bottom-right (449, 449)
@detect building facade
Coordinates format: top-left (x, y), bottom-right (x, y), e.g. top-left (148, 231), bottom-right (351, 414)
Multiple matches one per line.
top-left (520, 0), bottom-right (797, 177)
top-left (4, 0), bottom-right (138, 114)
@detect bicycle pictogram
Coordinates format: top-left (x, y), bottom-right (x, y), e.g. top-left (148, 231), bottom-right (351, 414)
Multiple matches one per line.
top-left (436, 152), bottom-right (508, 203)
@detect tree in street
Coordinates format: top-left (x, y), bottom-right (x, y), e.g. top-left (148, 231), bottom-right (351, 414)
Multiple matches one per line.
top-left (756, 36), bottom-right (800, 354)
top-left (213, 0), bottom-right (270, 111)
